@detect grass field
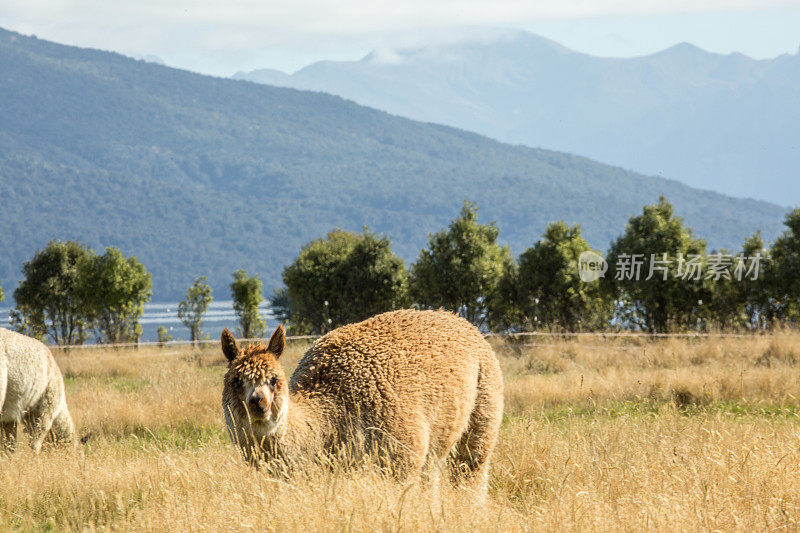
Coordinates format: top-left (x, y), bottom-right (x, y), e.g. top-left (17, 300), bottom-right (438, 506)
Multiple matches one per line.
top-left (3, 333), bottom-right (800, 530)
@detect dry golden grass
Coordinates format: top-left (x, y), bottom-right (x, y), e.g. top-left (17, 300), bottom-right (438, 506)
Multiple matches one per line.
top-left (3, 334), bottom-right (800, 530)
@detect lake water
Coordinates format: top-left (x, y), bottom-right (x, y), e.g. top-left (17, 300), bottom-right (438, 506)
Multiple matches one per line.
top-left (0, 301), bottom-right (278, 343)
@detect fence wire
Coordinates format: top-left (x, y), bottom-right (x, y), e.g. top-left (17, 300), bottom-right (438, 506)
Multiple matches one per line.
top-left (46, 330), bottom-right (764, 351)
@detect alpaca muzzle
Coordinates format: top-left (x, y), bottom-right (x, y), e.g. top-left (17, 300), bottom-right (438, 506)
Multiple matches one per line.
top-left (247, 390), bottom-right (271, 420)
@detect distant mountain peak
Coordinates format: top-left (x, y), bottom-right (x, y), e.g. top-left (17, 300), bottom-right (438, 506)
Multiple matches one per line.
top-left (232, 66), bottom-right (291, 82)
top-left (491, 28), bottom-right (572, 50)
top-left (359, 29), bottom-right (572, 66)
top-left (656, 41), bottom-right (708, 57)
top-left (362, 48), bottom-right (406, 65)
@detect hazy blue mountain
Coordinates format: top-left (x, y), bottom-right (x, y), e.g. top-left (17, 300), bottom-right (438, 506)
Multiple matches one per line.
top-left (0, 28), bottom-right (786, 301)
top-left (234, 30), bottom-right (800, 206)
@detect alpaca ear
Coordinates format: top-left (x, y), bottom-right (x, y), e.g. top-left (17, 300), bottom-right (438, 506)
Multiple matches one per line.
top-left (267, 324), bottom-right (285, 359)
top-left (221, 328), bottom-right (239, 362)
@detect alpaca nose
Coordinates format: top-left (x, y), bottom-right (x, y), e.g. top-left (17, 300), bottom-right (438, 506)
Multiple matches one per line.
top-left (249, 393), bottom-right (267, 412)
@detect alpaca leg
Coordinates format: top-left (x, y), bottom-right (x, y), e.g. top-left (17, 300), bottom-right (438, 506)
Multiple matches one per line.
top-left (0, 421), bottom-right (17, 452)
top-left (24, 415), bottom-right (55, 453)
top-left (0, 360), bottom-right (5, 412)
top-left (396, 439), bottom-right (428, 481)
top-left (47, 408), bottom-right (75, 446)
top-left (420, 454), bottom-right (445, 490)
top-left (23, 400), bottom-right (57, 454)
top-left (0, 366), bottom-right (16, 452)
top-left (386, 420), bottom-right (430, 482)
top-left (362, 416), bottom-right (428, 481)
top-left (449, 391), bottom-right (503, 497)
top-left (450, 429), bottom-right (492, 495)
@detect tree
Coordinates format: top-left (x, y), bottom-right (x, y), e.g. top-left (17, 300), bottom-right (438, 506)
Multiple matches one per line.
top-left (277, 229), bottom-right (410, 334)
top-left (80, 247), bottom-right (153, 343)
top-left (703, 232), bottom-right (771, 330)
top-left (157, 326), bottom-right (173, 345)
top-left (13, 240), bottom-right (94, 345)
top-left (486, 260), bottom-right (524, 332)
top-left (602, 197), bottom-right (708, 333)
top-left (177, 276), bottom-right (213, 343)
top-left (5, 278), bottom-right (48, 342)
top-left (703, 248), bottom-right (744, 330)
top-left (231, 269), bottom-right (266, 339)
top-left (739, 232), bottom-right (772, 328)
top-left (269, 287), bottom-right (292, 326)
top-left (410, 201), bottom-right (512, 328)
top-left (492, 222), bottom-right (612, 332)
top-left (9, 306), bottom-right (47, 341)
top-left (770, 209), bottom-right (800, 322)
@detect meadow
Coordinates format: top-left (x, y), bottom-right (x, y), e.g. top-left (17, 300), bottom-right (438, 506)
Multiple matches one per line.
top-left (3, 333), bottom-right (800, 531)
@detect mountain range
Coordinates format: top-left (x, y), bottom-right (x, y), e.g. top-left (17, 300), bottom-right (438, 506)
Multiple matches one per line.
top-left (235, 29), bottom-right (800, 206)
top-left (0, 27), bottom-right (787, 300)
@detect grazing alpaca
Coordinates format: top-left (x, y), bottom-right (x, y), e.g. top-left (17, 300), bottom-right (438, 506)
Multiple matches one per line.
top-left (0, 328), bottom-right (75, 452)
top-left (221, 309), bottom-right (504, 493)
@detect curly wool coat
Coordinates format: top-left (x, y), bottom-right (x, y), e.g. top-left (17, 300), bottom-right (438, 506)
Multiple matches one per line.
top-left (0, 328), bottom-right (75, 452)
top-left (221, 309), bottom-right (503, 493)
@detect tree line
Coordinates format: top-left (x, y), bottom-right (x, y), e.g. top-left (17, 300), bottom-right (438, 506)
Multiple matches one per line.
top-left (274, 197), bottom-right (800, 335)
top-left (0, 242), bottom-right (267, 345)
top-left (2, 196), bottom-right (799, 344)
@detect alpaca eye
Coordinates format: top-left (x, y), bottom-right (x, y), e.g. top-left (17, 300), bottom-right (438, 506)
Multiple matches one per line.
top-left (270, 376), bottom-right (278, 388)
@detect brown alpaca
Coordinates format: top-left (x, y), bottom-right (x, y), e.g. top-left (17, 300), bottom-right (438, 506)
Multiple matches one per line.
top-left (221, 309), bottom-right (504, 494)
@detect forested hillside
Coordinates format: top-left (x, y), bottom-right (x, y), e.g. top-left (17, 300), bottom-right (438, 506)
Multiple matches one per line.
top-left (0, 28), bottom-right (785, 299)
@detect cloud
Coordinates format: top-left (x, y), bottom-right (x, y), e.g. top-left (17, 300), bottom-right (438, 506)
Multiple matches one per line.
top-left (3, 0), bottom-right (798, 49)
top-left (2, 0), bottom-right (799, 74)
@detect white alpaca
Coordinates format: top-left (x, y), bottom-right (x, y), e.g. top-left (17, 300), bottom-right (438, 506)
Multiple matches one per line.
top-left (0, 328), bottom-right (75, 452)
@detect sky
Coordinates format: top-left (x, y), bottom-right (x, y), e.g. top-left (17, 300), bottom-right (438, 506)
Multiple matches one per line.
top-left (1, 0), bottom-right (799, 76)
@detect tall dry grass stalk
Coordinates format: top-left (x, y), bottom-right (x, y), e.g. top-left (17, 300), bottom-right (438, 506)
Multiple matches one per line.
top-left (2, 334), bottom-right (800, 530)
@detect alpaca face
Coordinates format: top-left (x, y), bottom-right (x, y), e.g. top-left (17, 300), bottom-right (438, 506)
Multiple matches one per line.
top-left (221, 326), bottom-right (288, 436)
top-left (227, 364), bottom-right (288, 434)
top-left (243, 375), bottom-right (278, 420)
